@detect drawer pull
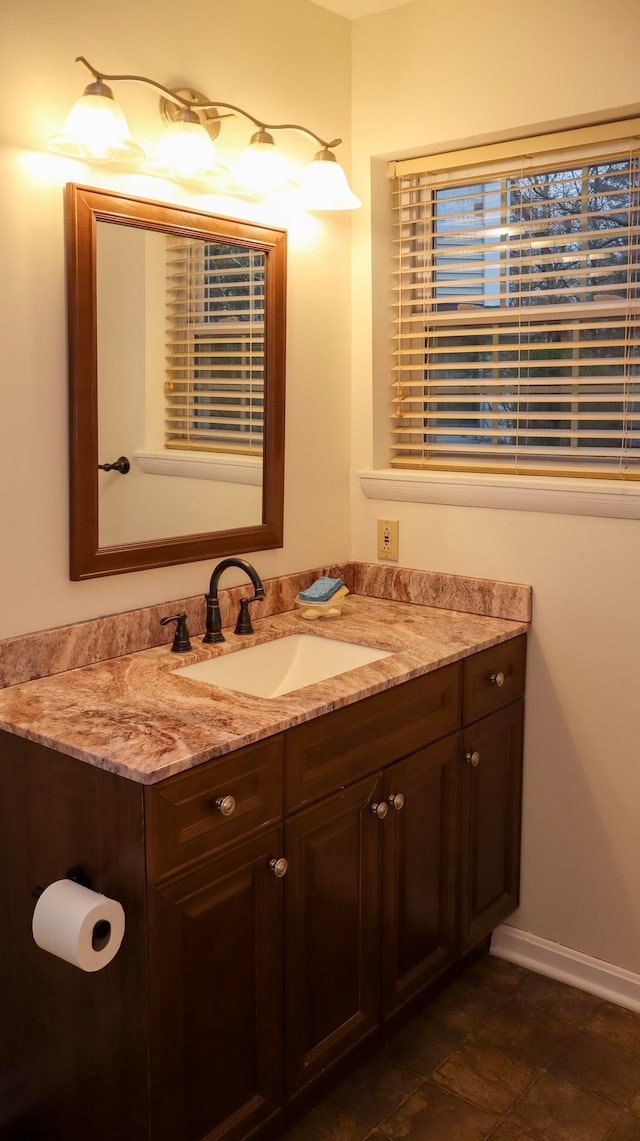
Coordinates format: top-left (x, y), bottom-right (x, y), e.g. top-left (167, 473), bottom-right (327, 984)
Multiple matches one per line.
top-left (371, 801), bottom-right (388, 819)
top-left (269, 857), bottom-right (288, 878)
top-left (214, 795), bottom-right (236, 817)
top-left (465, 750), bottom-right (481, 767)
top-left (388, 792), bottom-right (405, 811)
top-left (489, 671), bottom-right (505, 687)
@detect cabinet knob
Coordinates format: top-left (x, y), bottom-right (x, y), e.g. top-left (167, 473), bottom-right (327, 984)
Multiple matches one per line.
top-left (489, 671), bottom-right (505, 687)
top-left (388, 792), bottom-right (405, 811)
top-left (371, 801), bottom-right (388, 819)
top-left (269, 857), bottom-right (288, 878)
top-left (214, 795), bottom-right (236, 816)
top-left (465, 750), bottom-right (481, 767)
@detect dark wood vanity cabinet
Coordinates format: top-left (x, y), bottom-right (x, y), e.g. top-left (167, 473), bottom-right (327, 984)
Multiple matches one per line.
top-left (381, 734), bottom-right (461, 1020)
top-left (283, 734), bottom-right (464, 1098)
top-left (460, 701), bottom-right (524, 952)
top-left (284, 776), bottom-right (382, 1096)
top-left (147, 826), bottom-right (285, 1141)
top-left (282, 743), bottom-right (462, 1099)
top-left (460, 636), bottom-right (527, 952)
top-left (282, 637), bottom-right (525, 1103)
top-left (0, 635), bottom-right (526, 1141)
top-left (283, 742), bottom-right (462, 1099)
top-left (282, 664), bottom-right (463, 1097)
top-left (145, 738), bottom-right (286, 1141)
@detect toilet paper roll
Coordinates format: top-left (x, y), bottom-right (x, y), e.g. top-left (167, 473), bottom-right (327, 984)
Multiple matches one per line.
top-left (32, 879), bottom-right (125, 972)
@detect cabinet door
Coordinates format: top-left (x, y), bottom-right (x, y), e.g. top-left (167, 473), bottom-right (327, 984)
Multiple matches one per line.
top-left (381, 735), bottom-right (461, 1020)
top-left (147, 826), bottom-right (285, 1141)
top-left (284, 776), bottom-right (382, 1097)
top-left (460, 700), bottom-right (524, 951)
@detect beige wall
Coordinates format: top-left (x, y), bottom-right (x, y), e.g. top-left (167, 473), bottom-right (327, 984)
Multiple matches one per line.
top-left (0, 0), bottom-right (353, 637)
top-left (351, 0), bottom-right (640, 974)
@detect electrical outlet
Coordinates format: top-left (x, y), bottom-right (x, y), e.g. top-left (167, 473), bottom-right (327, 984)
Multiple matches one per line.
top-left (377, 518), bottom-right (399, 561)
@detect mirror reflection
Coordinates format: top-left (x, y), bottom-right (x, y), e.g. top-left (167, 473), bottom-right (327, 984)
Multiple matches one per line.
top-left (96, 224), bottom-right (264, 547)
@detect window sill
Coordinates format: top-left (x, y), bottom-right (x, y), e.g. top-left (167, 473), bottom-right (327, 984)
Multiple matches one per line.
top-left (134, 450), bottom-right (262, 486)
top-left (358, 469), bottom-right (640, 520)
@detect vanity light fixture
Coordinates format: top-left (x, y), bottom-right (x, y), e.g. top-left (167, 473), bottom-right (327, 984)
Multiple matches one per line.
top-left (47, 75), bottom-right (145, 164)
top-left (48, 57), bottom-right (361, 210)
top-left (235, 130), bottom-right (295, 197)
top-left (144, 107), bottom-right (228, 183)
top-left (300, 146), bottom-right (362, 211)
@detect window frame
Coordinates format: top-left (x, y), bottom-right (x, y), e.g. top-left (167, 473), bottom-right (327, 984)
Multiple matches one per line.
top-left (386, 119), bottom-right (640, 490)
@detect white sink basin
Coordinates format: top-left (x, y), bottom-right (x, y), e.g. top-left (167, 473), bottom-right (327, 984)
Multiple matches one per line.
top-left (173, 633), bottom-right (392, 699)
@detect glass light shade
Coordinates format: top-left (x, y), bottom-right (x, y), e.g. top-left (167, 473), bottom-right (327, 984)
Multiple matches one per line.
top-left (300, 148), bottom-right (361, 211)
top-left (146, 115), bottom-right (228, 182)
top-left (48, 82), bottom-right (145, 164)
top-left (235, 130), bottom-right (294, 196)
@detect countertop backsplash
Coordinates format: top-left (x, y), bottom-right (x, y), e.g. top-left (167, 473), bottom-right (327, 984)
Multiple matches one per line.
top-left (0, 562), bottom-right (531, 692)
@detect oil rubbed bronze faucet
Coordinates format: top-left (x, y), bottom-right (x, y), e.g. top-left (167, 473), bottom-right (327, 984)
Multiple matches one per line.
top-left (203, 558), bottom-right (265, 644)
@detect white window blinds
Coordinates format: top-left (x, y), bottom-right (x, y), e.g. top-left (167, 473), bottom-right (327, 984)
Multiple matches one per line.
top-left (390, 122), bottom-right (640, 479)
top-left (165, 238), bottom-right (265, 456)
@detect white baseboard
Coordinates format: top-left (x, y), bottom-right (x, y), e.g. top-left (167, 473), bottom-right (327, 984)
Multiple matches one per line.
top-left (491, 924), bottom-right (640, 1013)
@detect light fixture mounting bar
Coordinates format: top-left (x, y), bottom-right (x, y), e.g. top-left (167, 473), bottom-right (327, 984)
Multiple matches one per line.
top-left (76, 56), bottom-right (342, 151)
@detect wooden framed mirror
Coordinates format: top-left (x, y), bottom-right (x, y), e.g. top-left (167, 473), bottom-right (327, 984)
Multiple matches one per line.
top-left (66, 184), bottom-right (286, 579)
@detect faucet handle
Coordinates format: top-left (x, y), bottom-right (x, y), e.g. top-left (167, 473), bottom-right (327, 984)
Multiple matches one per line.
top-left (160, 612), bottom-right (192, 653)
top-left (235, 595), bottom-right (261, 636)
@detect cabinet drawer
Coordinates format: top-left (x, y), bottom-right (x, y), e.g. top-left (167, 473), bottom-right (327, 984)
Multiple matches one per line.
top-left (462, 635), bottom-right (526, 726)
top-left (285, 664), bottom-right (461, 812)
top-left (146, 737), bottom-right (283, 883)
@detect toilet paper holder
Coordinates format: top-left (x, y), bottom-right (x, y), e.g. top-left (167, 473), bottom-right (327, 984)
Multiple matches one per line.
top-left (31, 867), bottom-right (125, 969)
top-left (32, 864), bottom-right (92, 899)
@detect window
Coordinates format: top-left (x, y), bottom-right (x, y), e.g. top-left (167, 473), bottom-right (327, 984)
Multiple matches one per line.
top-left (389, 121), bottom-right (640, 480)
top-left (165, 237), bottom-right (265, 457)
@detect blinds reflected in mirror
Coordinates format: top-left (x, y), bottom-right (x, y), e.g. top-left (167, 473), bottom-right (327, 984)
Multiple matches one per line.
top-left (165, 237), bottom-right (265, 457)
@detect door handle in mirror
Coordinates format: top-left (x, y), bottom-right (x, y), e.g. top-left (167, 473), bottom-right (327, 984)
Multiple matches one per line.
top-left (98, 456), bottom-right (130, 474)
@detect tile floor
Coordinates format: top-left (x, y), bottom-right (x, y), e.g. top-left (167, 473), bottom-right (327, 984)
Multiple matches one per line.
top-left (278, 953), bottom-right (640, 1140)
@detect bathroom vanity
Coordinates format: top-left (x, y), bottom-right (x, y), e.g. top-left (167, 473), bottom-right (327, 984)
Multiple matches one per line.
top-left (0, 588), bottom-right (527, 1141)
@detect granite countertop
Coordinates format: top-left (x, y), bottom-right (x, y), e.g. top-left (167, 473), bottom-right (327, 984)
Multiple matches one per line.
top-left (0, 594), bottom-right (528, 785)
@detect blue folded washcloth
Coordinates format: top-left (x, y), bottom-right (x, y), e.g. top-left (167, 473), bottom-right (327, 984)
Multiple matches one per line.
top-left (298, 576), bottom-right (345, 603)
